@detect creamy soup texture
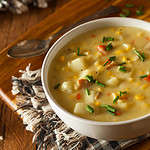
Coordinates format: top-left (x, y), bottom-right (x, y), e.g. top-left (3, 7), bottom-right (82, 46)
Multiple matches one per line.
top-left (48, 26), bottom-right (150, 122)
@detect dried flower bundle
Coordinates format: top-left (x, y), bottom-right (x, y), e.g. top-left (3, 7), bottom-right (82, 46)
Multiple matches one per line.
top-left (0, 0), bottom-right (53, 14)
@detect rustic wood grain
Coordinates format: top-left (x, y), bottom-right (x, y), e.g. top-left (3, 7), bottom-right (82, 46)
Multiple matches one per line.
top-left (1, 0), bottom-right (150, 149)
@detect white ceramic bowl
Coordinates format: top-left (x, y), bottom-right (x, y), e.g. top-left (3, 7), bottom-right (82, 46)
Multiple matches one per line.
top-left (41, 17), bottom-right (150, 140)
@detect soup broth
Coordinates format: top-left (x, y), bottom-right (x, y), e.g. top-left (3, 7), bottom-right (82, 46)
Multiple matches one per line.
top-left (48, 27), bottom-right (150, 122)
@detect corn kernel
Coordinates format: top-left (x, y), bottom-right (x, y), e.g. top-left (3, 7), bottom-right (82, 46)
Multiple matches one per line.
top-left (114, 50), bottom-right (124, 55)
top-left (123, 44), bottom-right (131, 51)
top-left (122, 56), bottom-right (127, 62)
top-left (59, 56), bottom-right (65, 61)
top-left (94, 101), bottom-right (101, 106)
top-left (115, 31), bottom-right (121, 35)
top-left (97, 88), bottom-right (102, 92)
top-left (73, 75), bottom-right (78, 79)
top-left (134, 94), bottom-right (145, 100)
top-left (141, 84), bottom-right (149, 89)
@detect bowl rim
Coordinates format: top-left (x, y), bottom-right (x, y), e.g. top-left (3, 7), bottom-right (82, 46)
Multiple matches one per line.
top-left (41, 17), bottom-right (150, 126)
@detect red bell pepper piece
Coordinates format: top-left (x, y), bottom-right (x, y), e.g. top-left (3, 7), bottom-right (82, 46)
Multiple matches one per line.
top-left (76, 93), bottom-right (81, 100)
top-left (144, 75), bottom-right (150, 82)
top-left (97, 45), bottom-right (106, 55)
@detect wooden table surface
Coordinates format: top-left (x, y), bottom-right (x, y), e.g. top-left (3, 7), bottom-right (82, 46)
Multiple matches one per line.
top-left (1, 0), bottom-right (150, 150)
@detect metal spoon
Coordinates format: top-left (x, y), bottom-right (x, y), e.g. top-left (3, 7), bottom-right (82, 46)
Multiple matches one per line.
top-left (7, 5), bottom-right (120, 58)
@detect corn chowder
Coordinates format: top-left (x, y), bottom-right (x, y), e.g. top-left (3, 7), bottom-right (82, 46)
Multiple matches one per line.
top-left (48, 27), bottom-right (150, 122)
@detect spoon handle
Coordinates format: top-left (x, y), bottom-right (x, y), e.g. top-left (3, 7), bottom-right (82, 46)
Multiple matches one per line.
top-left (51, 5), bottom-right (120, 40)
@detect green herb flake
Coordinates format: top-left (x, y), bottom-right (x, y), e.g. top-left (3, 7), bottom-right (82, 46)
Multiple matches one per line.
top-left (109, 56), bottom-right (116, 61)
top-left (120, 9), bottom-right (130, 17)
top-left (102, 37), bottom-right (114, 43)
top-left (86, 105), bottom-right (94, 113)
top-left (118, 62), bottom-right (126, 66)
top-left (85, 75), bottom-right (95, 83)
top-left (107, 110), bottom-right (116, 116)
top-left (113, 96), bottom-right (119, 104)
top-left (122, 9), bottom-right (130, 16)
top-left (77, 48), bottom-right (85, 56)
top-left (54, 83), bottom-right (60, 89)
top-left (85, 88), bottom-right (90, 95)
top-left (133, 49), bottom-right (145, 62)
top-left (119, 66), bottom-right (127, 72)
top-left (101, 104), bottom-right (116, 114)
top-left (106, 43), bottom-right (113, 51)
top-left (140, 74), bottom-right (148, 78)
top-left (120, 13), bottom-right (128, 17)
top-left (136, 10), bottom-right (144, 16)
top-left (125, 4), bottom-right (134, 8)
top-left (96, 80), bottom-right (105, 87)
top-left (103, 56), bottom-right (116, 66)
top-left (120, 91), bottom-right (127, 96)
top-left (136, 6), bottom-right (144, 16)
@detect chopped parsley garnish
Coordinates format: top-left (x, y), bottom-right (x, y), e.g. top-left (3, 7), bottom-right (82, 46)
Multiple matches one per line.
top-left (136, 6), bottom-right (144, 16)
top-left (85, 75), bottom-right (105, 87)
top-left (136, 10), bottom-right (144, 16)
top-left (86, 105), bottom-right (94, 113)
top-left (103, 56), bottom-right (116, 66)
top-left (120, 9), bottom-right (130, 17)
top-left (125, 4), bottom-right (134, 8)
top-left (85, 75), bottom-right (95, 83)
top-left (54, 83), bottom-right (60, 89)
top-left (120, 91), bottom-right (127, 96)
top-left (95, 80), bottom-right (105, 87)
top-left (140, 74), bottom-right (148, 78)
top-left (106, 43), bottom-right (113, 51)
top-left (119, 66), bottom-right (127, 72)
top-left (113, 91), bottom-right (127, 104)
top-left (133, 49), bottom-right (145, 62)
top-left (85, 88), bottom-right (90, 95)
top-left (102, 37), bottom-right (114, 43)
top-left (118, 62), bottom-right (126, 66)
top-left (77, 48), bottom-right (85, 56)
top-left (101, 104), bottom-right (116, 115)
top-left (113, 96), bottom-right (119, 104)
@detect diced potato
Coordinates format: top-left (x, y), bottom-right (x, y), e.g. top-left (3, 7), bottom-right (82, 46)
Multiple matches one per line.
top-left (117, 100), bottom-right (128, 109)
top-left (122, 43), bottom-right (131, 51)
top-left (79, 69), bottom-right (91, 79)
top-left (74, 103), bottom-right (87, 115)
top-left (79, 67), bottom-right (101, 79)
top-left (61, 81), bottom-right (74, 93)
top-left (84, 90), bottom-right (96, 104)
top-left (68, 57), bottom-right (87, 72)
top-left (106, 77), bottom-right (119, 86)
